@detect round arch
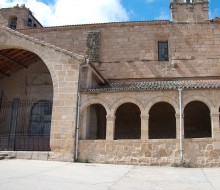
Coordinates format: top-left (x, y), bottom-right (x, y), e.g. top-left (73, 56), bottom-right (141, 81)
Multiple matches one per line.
top-left (111, 97), bottom-right (144, 115)
top-left (0, 27), bottom-right (84, 155)
top-left (0, 45), bottom-right (58, 87)
top-left (81, 98), bottom-right (110, 114)
top-left (183, 95), bottom-right (214, 113)
top-left (146, 96), bottom-right (179, 115)
top-left (80, 103), bottom-right (107, 140)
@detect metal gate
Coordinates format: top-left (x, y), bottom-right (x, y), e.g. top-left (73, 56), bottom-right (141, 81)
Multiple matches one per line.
top-left (0, 98), bottom-right (52, 151)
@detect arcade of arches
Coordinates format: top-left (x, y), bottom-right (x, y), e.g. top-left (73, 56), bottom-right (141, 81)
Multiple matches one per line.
top-left (80, 100), bottom-right (215, 140)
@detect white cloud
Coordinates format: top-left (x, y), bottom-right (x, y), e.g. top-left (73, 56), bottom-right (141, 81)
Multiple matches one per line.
top-left (155, 9), bottom-right (170, 20)
top-left (0, 0), bottom-right (129, 26)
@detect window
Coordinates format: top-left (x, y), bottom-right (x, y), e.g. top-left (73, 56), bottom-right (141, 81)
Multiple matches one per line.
top-left (27, 18), bottom-right (32, 27)
top-left (9, 16), bottom-right (17, 29)
top-left (158, 41), bottom-right (169, 61)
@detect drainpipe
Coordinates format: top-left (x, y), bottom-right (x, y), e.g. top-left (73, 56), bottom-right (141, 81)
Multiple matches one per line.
top-left (75, 59), bottom-right (89, 161)
top-left (75, 90), bottom-right (81, 161)
top-left (178, 87), bottom-right (183, 164)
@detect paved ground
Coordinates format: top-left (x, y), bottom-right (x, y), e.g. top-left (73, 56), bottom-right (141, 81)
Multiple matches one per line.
top-left (0, 160), bottom-right (220, 190)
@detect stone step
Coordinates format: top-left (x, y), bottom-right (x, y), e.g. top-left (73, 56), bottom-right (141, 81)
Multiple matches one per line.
top-left (0, 153), bottom-right (8, 157)
top-left (4, 156), bottom-right (15, 159)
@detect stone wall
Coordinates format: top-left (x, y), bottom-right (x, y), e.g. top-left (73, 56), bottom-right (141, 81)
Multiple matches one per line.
top-left (0, 26), bottom-right (84, 161)
top-left (21, 22), bottom-right (220, 80)
top-left (78, 139), bottom-right (220, 167)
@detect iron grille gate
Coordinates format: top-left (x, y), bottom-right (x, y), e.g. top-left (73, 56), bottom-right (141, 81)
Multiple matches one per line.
top-left (0, 98), bottom-right (52, 151)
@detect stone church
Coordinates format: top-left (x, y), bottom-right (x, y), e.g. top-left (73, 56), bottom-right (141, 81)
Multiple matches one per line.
top-left (0, 0), bottom-right (220, 167)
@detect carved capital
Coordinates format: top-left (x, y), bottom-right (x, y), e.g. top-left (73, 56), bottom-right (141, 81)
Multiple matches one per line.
top-left (140, 114), bottom-right (149, 120)
top-left (106, 115), bottom-right (115, 121)
top-left (210, 113), bottom-right (219, 118)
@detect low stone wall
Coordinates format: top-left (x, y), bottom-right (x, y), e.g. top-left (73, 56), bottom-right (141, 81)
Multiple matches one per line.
top-left (184, 138), bottom-right (220, 167)
top-left (78, 139), bottom-right (220, 167)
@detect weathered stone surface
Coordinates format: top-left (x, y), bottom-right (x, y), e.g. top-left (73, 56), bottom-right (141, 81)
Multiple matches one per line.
top-left (78, 139), bottom-right (220, 167)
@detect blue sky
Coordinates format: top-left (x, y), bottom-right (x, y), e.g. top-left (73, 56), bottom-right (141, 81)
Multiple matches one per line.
top-left (121, 0), bottom-right (220, 20)
top-left (0, 0), bottom-right (219, 26)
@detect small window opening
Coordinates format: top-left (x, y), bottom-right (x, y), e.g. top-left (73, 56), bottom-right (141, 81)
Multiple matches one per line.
top-left (9, 17), bottom-right (17, 29)
top-left (27, 18), bottom-right (32, 27)
top-left (158, 41), bottom-right (169, 61)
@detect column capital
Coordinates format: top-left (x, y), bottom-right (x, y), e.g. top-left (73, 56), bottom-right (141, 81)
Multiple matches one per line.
top-left (106, 115), bottom-right (115, 121)
top-left (210, 113), bottom-right (219, 117)
top-left (140, 114), bottom-right (149, 120)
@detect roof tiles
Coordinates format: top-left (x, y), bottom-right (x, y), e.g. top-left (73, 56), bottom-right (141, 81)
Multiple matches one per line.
top-left (81, 79), bottom-right (220, 93)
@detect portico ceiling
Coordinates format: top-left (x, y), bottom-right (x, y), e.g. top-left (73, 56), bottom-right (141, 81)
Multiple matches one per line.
top-left (0, 48), bottom-right (41, 79)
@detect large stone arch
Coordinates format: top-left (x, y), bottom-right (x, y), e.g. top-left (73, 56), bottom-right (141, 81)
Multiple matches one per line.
top-left (111, 97), bottom-right (144, 115)
top-left (0, 26), bottom-right (85, 161)
top-left (146, 96), bottom-right (179, 115)
top-left (183, 95), bottom-right (214, 114)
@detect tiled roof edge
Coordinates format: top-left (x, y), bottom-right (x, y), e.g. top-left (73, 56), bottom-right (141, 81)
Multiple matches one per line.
top-left (17, 20), bottom-right (170, 30)
top-left (81, 79), bottom-right (220, 93)
top-left (0, 25), bottom-right (85, 61)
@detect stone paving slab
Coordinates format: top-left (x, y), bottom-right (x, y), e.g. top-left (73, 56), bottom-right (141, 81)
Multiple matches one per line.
top-left (0, 159), bottom-right (220, 190)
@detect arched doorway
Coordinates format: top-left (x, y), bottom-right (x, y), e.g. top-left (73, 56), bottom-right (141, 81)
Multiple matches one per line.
top-left (114, 103), bottom-right (141, 140)
top-left (184, 101), bottom-right (211, 138)
top-left (0, 48), bottom-right (53, 151)
top-left (149, 102), bottom-right (176, 139)
top-left (81, 104), bottom-right (107, 140)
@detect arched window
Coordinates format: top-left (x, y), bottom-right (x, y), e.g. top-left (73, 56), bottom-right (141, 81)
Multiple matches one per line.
top-left (27, 18), bottom-right (32, 27)
top-left (115, 103), bottom-right (141, 139)
top-left (184, 101), bottom-right (211, 138)
top-left (81, 104), bottom-right (106, 140)
top-left (29, 100), bottom-right (52, 135)
top-left (9, 16), bottom-right (17, 29)
top-left (149, 102), bottom-right (176, 139)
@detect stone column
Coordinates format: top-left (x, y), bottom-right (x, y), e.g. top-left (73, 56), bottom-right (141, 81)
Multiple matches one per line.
top-left (210, 113), bottom-right (220, 139)
top-left (106, 115), bottom-right (115, 140)
top-left (141, 114), bottom-right (149, 140)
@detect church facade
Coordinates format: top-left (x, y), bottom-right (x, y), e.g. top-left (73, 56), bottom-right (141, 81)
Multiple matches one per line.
top-left (0, 0), bottom-right (220, 167)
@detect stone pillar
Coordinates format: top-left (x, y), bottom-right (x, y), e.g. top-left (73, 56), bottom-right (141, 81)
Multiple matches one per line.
top-left (210, 113), bottom-right (220, 139)
top-left (106, 115), bottom-right (115, 140)
top-left (141, 114), bottom-right (149, 140)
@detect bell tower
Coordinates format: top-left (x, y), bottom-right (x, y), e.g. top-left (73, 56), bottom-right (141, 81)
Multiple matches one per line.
top-left (170, 0), bottom-right (209, 22)
top-left (0, 4), bottom-right (43, 29)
